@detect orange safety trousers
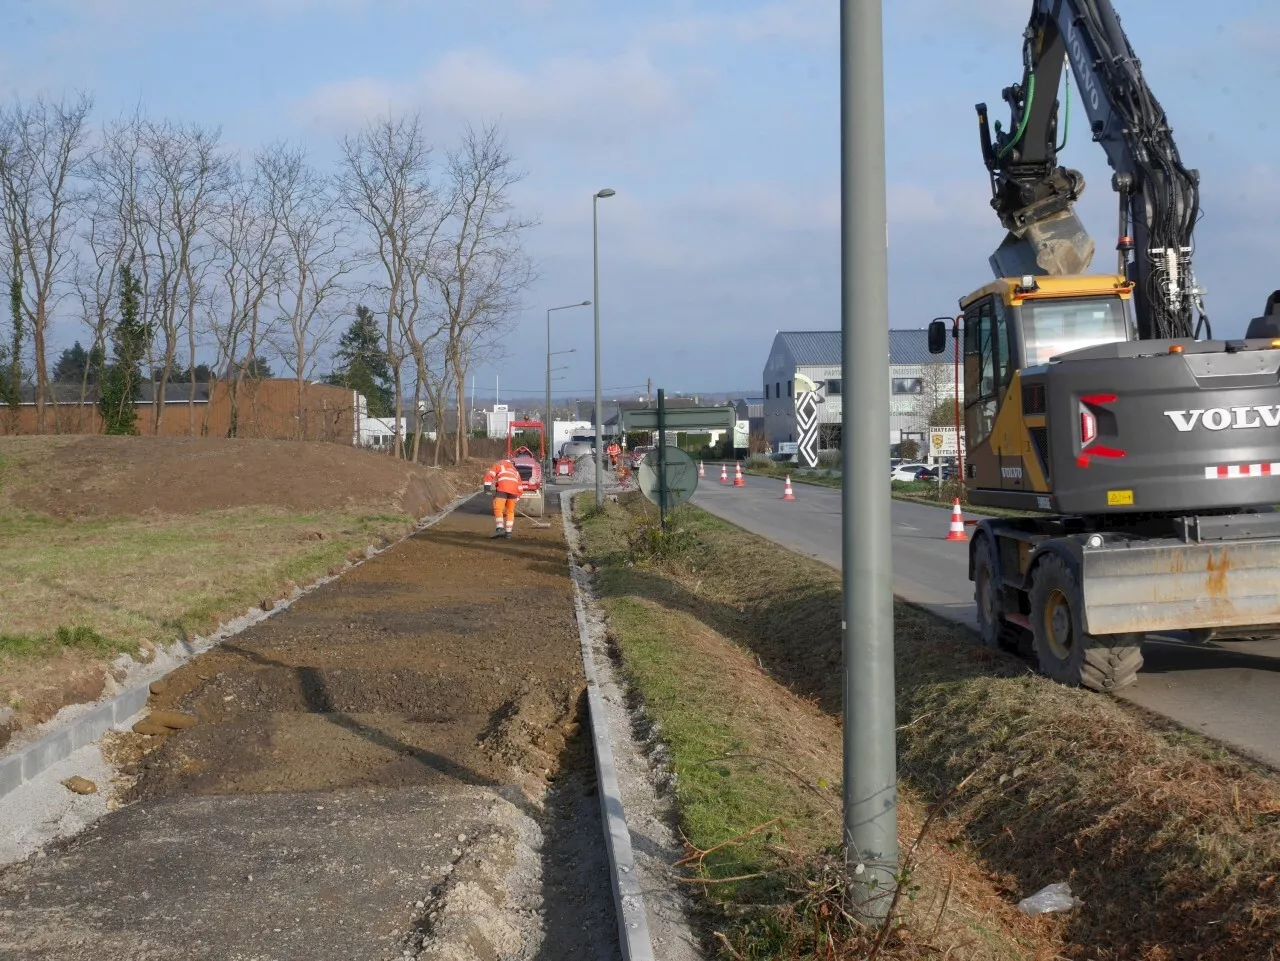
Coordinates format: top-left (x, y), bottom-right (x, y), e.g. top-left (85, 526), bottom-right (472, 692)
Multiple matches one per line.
top-left (492, 493), bottom-right (518, 530)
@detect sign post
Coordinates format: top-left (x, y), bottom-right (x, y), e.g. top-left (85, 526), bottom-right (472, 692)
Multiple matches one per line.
top-left (657, 389), bottom-right (669, 528)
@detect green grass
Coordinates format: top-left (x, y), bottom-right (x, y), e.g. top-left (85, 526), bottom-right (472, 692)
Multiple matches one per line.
top-left (0, 625), bottom-right (137, 660)
top-left (0, 506), bottom-right (417, 663)
top-left (576, 499), bottom-right (1039, 959)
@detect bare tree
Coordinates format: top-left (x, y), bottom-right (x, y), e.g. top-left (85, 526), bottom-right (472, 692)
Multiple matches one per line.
top-left (434, 123), bottom-right (537, 463)
top-left (0, 93), bottom-right (94, 433)
top-left (135, 118), bottom-right (229, 434)
top-left (209, 156), bottom-right (282, 437)
top-left (336, 114), bottom-right (445, 459)
top-left (260, 143), bottom-right (354, 438)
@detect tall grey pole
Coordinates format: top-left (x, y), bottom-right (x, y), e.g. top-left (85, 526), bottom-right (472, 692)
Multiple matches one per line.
top-left (546, 308), bottom-right (553, 481)
top-left (842, 0), bottom-right (898, 920)
top-left (546, 301), bottom-right (590, 482)
top-left (592, 188), bottom-right (615, 508)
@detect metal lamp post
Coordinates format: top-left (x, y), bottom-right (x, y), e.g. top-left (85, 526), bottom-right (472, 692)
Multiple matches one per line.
top-left (593, 188), bottom-right (616, 508)
top-left (546, 301), bottom-right (590, 479)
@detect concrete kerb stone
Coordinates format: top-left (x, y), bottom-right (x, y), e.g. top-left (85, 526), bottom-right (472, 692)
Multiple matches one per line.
top-left (560, 489), bottom-right (657, 961)
top-left (0, 490), bottom-right (479, 803)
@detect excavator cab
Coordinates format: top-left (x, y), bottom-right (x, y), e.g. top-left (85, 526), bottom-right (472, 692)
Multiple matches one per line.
top-left (929, 273), bottom-right (1137, 511)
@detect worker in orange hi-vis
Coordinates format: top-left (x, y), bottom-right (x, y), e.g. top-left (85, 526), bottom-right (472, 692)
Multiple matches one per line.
top-left (482, 458), bottom-right (522, 538)
top-left (607, 442), bottom-right (621, 470)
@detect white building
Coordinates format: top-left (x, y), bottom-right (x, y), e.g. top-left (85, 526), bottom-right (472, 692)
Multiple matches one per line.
top-left (353, 392), bottom-right (406, 449)
top-left (760, 329), bottom-right (963, 454)
top-left (485, 404), bottom-right (515, 439)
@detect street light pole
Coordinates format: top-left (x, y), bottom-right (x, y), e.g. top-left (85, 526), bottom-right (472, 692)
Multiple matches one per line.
top-left (842, 0), bottom-right (898, 921)
top-left (593, 188), bottom-right (616, 508)
top-left (546, 301), bottom-right (590, 480)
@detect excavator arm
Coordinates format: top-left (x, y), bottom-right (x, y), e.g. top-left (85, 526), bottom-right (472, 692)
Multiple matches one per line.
top-left (978, 0), bottom-right (1210, 340)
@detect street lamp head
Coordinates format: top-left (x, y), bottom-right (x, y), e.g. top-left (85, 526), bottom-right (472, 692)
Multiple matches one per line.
top-left (595, 188), bottom-right (616, 199)
top-left (581, 300), bottom-right (592, 306)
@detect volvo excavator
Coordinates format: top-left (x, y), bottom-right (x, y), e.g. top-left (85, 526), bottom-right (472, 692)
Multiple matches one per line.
top-left (927, 0), bottom-right (1280, 692)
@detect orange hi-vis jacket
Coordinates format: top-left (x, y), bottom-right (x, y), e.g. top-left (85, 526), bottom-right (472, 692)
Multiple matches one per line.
top-left (484, 459), bottom-right (522, 496)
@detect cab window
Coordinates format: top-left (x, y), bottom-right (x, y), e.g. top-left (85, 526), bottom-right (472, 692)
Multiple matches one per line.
top-left (1021, 296), bottom-right (1133, 365)
top-left (963, 296), bottom-right (1012, 445)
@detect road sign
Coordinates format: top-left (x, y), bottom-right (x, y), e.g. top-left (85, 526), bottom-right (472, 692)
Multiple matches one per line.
top-left (636, 446), bottom-right (698, 510)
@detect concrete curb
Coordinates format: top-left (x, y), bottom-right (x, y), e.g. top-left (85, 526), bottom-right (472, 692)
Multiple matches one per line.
top-left (0, 490), bottom-right (477, 803)
top-left (560, 491), bottom-right (656, 961)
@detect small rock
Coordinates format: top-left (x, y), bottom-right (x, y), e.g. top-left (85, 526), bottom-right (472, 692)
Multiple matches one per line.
top-left (261, 598), bottom-right (275, 611)
top-left (132, 720), bottom-right (171, 737)
top-left (149, 680), bottom-right (167, 696)
top-left (457, 833), bottom-right (467, 843)
top-left (61, 776), bottom-right (97, 795)
top-left (148, 710), bottom-right (198, 730)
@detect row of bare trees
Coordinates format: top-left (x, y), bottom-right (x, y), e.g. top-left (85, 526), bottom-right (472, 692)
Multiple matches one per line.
top-left (0, 93), bottom-right (536, 461)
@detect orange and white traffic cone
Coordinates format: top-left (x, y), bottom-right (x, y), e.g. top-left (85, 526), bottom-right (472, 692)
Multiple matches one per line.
top-left (945, 498), bottom-right (968, 542)
top-left (720, 464), bottom-right (729, 484)
top-left (734, 462), bottom-right (746, 487)
top-left (782, 474), bottom-right (796, 501)
top-left (698, 460), bottom-right (705, 478)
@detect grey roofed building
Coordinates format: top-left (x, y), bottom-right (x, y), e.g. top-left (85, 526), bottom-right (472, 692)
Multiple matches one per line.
top-left (761, 327), bottom-right (959, 450)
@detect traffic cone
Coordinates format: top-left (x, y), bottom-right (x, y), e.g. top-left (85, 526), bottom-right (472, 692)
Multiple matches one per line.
top-left (734, 462), bottom-right (746, 487)
top-left (945, 498), bottom-right (968, 542)
top-left (698, 460), bottom-right (705, 478)
top-left (782, 474), bottom-right (796, 501)
top-left (720, 464), bottom-right (728, 484)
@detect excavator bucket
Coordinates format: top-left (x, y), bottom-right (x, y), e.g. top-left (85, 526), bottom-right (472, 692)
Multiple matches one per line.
top-left (989, 207), bottom-right (1096, 279)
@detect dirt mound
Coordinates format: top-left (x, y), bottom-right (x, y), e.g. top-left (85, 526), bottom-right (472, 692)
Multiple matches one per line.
top-left (0, 436), bottom-right (458, 519)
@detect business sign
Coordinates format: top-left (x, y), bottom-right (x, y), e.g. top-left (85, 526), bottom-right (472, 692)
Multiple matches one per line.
top-left (927, 426), bottom-right (965, 457)
top-left (793, 373), bottom-right (822, 469)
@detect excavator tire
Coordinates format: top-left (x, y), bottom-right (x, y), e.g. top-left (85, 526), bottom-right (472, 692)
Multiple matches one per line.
top-left (972, 536), bottom-right (1031, 656)
top-left (1029, 553), bottom-right (1143, 693)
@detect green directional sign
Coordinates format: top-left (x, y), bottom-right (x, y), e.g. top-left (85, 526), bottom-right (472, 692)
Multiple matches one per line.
top-left (636, 446), bottom-right (698, 511)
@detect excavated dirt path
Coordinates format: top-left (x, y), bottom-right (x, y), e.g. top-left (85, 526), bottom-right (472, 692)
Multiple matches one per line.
top-left (0, 497), bottom-right (620, 960)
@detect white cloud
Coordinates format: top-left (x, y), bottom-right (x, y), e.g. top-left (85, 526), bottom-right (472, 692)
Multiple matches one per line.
top-left (295, 47), bottom-right (700, 145)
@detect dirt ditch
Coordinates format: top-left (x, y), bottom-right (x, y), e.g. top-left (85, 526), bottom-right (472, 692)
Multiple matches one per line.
top-left (0, 496), bottom-right (620, 961)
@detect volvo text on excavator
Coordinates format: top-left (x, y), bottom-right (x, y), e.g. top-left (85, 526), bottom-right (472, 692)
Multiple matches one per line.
top-left (927, 0), bottom-right (1280, 692)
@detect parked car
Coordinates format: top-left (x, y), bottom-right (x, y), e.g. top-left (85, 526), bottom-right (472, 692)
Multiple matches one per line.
top-left (890, 463), bottom-right (938, 482)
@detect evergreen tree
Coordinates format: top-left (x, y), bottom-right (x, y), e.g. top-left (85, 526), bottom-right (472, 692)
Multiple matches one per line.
top-left (99, 265), bottom-right (150, 435)
top-left (325, 305), bottom-right (393, 417)
top-left (242, 355), bottom-right (273, 379)
top-left (1, 271), bottom-right (21, 414)
top-left (54, 342), bottom-right (105, 384)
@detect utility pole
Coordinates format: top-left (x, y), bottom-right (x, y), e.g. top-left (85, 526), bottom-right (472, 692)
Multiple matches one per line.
top-left (842, 0), bottom-right (898, 921)
top-left (593, 188), bottom-right (616, 508)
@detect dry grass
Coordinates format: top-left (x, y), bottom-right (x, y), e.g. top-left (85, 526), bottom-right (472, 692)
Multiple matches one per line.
top-left (580, 493), bottom-right (1280, 960)
top-left (579, 498), bottom-right (1060, 959)
top-left (0, 436), bottom-right (464, 747)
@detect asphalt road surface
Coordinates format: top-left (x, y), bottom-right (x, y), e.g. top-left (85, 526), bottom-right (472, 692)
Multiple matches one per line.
top-left (692, 471), bottom-right (1280, 771)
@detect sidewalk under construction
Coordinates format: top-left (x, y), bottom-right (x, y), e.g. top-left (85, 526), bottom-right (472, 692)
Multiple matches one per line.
top-left (0, 496), bottom-right (620, 961)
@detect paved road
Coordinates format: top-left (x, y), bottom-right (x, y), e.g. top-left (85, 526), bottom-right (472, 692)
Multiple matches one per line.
top-left (692, 472), bottom-right (1280, 770)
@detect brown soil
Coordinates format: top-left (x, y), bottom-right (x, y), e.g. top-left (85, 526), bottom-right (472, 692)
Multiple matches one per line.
top-left (1, 435), bottom-right (459, 519)
top-left (1, 499), bottom-right (618, 959)
top-left (124, 503), bottom-right (584, 801)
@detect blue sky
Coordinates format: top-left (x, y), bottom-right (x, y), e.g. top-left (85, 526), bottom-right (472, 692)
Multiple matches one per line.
top-left (4, 0), bottom-right (1279, 402)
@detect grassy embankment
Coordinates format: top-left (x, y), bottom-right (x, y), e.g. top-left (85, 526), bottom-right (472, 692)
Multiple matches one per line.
top-left (0, 436), bottom-right (462, 744)
top-left (575, 493), bottom-right (1280, 960)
